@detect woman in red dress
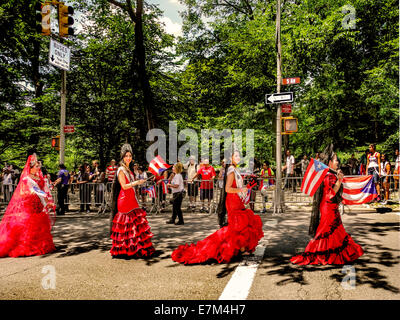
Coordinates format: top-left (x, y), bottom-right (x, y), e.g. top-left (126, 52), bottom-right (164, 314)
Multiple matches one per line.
top-left (0, 154), bottom-right (56, 258)
top-left (110, 144), bottom-right (155, 258)
top-left (291, 146), bottom-right (364, 265)
top-left (171, 149), bottom-right (264, 264)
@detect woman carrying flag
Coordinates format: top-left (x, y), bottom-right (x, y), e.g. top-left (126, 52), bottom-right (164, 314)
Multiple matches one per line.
top-left (171, 146), bottom-right (263, 264)
top-left (109, 144), bottom-right (155, 259)
top-left (291, 145), bottom-right (364, 265)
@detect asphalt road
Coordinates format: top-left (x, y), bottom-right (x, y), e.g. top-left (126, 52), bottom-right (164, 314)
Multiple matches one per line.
top-left (0, 205), bottom-right (399, 300)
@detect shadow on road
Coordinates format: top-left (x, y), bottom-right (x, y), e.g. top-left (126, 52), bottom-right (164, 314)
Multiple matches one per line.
top-left (259, 213), bottom-right (400, 294)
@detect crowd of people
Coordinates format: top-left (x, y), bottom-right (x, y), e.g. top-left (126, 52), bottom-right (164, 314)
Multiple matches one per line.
top-left (1, 145), bottom-right (399, 216)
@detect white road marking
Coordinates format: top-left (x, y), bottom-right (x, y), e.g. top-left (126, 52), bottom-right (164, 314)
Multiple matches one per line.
top-left (218, 244), bottom-right (266, 300)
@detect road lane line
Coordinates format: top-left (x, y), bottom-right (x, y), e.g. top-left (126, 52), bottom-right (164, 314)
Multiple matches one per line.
top-left (218, 244), bottom-right (266, 300)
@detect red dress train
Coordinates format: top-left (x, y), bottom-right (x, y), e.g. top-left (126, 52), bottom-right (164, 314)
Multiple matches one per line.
top-left (171, 178), bottom-right (264, 264)
top-left (110, 170), bottom-right (155, 257)
top-left (291, 173), bottom-right (364, 265)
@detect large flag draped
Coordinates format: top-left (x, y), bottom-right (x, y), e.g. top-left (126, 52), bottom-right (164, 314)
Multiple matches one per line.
top-left (148, 156), bottom-right (171, 176)
top-left (342, 176), bottom-right (378, 205)
top-left (301, 158), bottom-right (330, 197)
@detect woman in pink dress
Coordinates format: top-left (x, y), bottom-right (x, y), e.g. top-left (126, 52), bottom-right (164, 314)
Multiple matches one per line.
top-left (171, 149), bottom-right (264, 264)
top-left (110, 144), bottom-right (155, 259)
top-left (0, 153), bottom-right (56, 258)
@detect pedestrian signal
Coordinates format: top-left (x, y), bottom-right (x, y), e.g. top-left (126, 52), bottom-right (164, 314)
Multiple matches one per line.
top-left (51, 136), bottom-right (60, 151)
top-left (282, 117), bottom-right (298, 135)
top-left (58, 4), bottom-right (74, 37)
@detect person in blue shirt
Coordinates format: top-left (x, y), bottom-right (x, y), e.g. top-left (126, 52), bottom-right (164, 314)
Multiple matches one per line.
top-left (54, 163), bottom-right (70, 216)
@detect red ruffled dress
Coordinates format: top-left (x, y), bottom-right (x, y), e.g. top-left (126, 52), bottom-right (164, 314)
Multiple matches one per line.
top-left (0, 177), bottom-right (56, 258)
top-left (110, 170), bottom-right (155, 257)
top-left (171, 177), bottom-right (264, 264)
top-left (291, 173), bottom-right (364, 265)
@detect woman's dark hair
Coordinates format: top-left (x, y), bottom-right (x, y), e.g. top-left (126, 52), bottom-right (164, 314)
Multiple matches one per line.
top-left (110, 149), bottom-right (135, 235)
top-left (217, 162), bottom-right (229, 228)
top-left (308, 144), bottom-right (343, 238)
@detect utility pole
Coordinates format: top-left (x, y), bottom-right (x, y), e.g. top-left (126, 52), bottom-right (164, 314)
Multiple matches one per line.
top-left (60, 68), bottom-right (66, 164)
top-left (274, 0), bottom-right (285, 214)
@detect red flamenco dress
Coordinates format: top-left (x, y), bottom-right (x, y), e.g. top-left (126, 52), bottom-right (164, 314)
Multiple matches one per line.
top-left (110, 168), bottom-right (155, 257)
top-left (291, 173), bottom-right (364, 265)
top-left (172, 172), bottom-right (264, 264)
top-left (0, 155), bottom-right (56, 258)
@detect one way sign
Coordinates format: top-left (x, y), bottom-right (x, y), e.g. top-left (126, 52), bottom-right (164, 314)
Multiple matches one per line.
top-left (265, 92), bottom-right (294, 104)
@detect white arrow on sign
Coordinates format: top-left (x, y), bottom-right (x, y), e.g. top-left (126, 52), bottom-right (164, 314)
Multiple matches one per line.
top-left (265, 92), bottom-right (294, 104)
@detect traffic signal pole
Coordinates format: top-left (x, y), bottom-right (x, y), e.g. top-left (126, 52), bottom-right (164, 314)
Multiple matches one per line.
top-left (60, 68), bottom-right (66, 164)
top-left (274, 0), bottom-right (285, 214)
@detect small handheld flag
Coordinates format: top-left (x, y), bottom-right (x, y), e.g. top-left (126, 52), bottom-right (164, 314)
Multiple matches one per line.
top-left (301, 158), bottom-right (330, 197)
top-left (145, 186), bottom-right (156, 198)
top-left (148, 156), bottom-right (171, 176)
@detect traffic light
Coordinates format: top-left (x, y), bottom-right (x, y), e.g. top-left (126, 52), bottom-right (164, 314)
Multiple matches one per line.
top-left (58, 3), bottom-right (74, 37)
top-left (51, 136), bottom-right (60, 151)
top-left (282, 117), bottom-right (298, 135)
top-left (35, 2), bottom-right (51, 36)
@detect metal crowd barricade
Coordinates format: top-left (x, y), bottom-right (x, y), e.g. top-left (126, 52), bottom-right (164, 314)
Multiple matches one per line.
top-left (1, 173), bottom-right (399, 214)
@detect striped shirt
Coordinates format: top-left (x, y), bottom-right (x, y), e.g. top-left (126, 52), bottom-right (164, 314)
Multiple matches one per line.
top-left (106, 165), bottom-right (118, 182)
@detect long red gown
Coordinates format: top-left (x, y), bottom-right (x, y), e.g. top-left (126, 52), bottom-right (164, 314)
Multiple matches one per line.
top-left (171, 177), bottom-right (264, 264)
top-left (110, 169), bottom-right (155, 257)
top-left (291, 173), bottom-right (364, 265)
top-left (0, 158), bottom-right (56, 258)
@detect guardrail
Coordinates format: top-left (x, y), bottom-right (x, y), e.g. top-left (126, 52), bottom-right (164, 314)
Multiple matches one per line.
top-left (1, 174), bottom-right (399, 214)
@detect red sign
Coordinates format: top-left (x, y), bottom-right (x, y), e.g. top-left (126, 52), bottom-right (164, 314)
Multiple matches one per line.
top-left (64, 125), bottom-right (75, 133)
top-left (282, 104), bottom-right (292, 113)
top-left (282, 77), bottom-right (300, 85)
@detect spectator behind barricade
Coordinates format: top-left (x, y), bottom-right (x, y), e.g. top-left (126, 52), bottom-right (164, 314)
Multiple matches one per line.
top-left (138, 166), bottom-right (148, 209)
top-left (260, 161), bottom-right (275, 214)
top-left (191, 158), bottom-right (216, 213)
top-left (394, 149), bottom-right (400, 190)
top-left (300, 155), bottom-right (310, 177)
top-left (106, 159), bottom-right (118, 192)
top-left (133, 162), bottom-right (140, 199)
top-left (2, 165), bottom-right (15, 203)
top-left (69, 170), bottom-right (76, 194)
top-left (166, 162), bottom-right (185, 225)
top-left (315, 152), bottom-right (321, 162)
top-left (53, 163), bottom-right (70, 216)
top-left (77, 164), bottom-right (91, 213)
top-left (359, 149), bottom-right (369, 175)
top-left (380, 154), bottom-right (391, 204)
top-left (283, 149), bottom-right (296, 192)
top-left (153, 170), bottom-right (167, 210)
top-left (346, 154), bottom-right (359, 175)
top-left (366, 143), bottom-right (381, 202)
top-left (184, 156), bottom-right (199, 210)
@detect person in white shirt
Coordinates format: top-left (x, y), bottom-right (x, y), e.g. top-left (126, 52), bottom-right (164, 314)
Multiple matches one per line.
top-left (184, 156), bottom-right (198, 210)
top-left (380, 154), bottom-right (391, 204)
top-left (282, 149), bottom-right (296, 192)
top-left (166, 163), bottom-right (185, 225)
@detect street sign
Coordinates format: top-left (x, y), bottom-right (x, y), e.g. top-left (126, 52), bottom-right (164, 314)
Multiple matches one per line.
top-left (63, 125), bottom-right (74, 133)
top-left (282, 104), bottom-right (292, 113)
top-left (265, 92), bottom-right (294, 104)
top-left (49, 38), bottom-right (70, 71)
top-left (282, 77), bottom-right (300, 85)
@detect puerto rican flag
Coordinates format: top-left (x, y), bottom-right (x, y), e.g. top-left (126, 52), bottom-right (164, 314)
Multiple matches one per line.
top-left (342, 176), bottom-right (378, 205)
top-left (161, 180), bottom-right (168, 194)
top-left (148, 156), bottom-right (171, 176)
top-left (301, 158), bottom-right (330, 197)
top-left (145, 186), bottom-right (156, 198)
top-left (243, 188), bottom-right (252, 205)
